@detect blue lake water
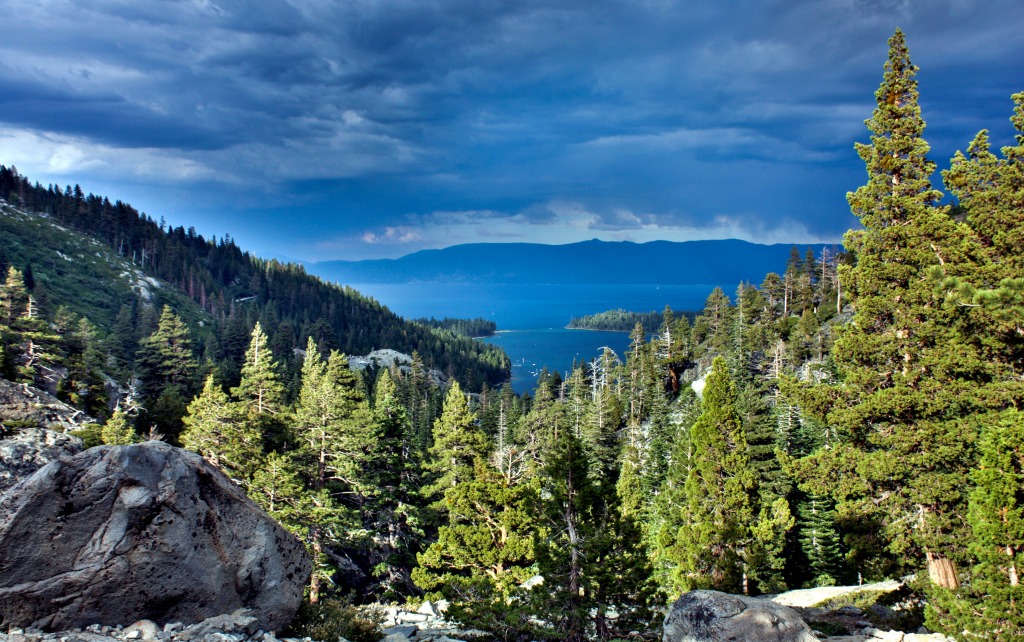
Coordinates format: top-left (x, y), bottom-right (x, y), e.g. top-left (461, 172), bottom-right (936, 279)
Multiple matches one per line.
top-left (349, 283), bottom-right (730, 393)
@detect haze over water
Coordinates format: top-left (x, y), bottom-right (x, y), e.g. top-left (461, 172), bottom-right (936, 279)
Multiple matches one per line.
top-left (350, 282), bottom-right (730, 393)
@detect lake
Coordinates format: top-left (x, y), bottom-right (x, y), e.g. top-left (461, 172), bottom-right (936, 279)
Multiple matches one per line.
top-left (349, 283), bottom-right (730, 393)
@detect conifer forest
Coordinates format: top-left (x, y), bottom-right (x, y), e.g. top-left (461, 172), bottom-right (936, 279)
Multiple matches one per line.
top-left (2, 29), bottom-right (1024, 641)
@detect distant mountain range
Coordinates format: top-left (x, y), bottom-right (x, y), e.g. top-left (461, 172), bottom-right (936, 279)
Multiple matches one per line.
top-left (307, 239), bottom-right (835, 285)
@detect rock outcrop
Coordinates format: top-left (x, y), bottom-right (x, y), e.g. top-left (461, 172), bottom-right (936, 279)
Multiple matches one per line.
top-left (0, 426), bottom-right (83, 494)
top-left (0, 378), bottom-right (93, 494)
top-left (663, 590), bottom-right (817, 642)
top-left (0, 378), bottom-right (94, 432)
top-left (0, 441), bottom-right (312, 632)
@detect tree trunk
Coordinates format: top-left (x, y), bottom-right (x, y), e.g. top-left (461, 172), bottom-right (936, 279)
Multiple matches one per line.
top-left (926, 551), bottom-right (960, 589)
top-left (310, 531), bottom-right (323, 603)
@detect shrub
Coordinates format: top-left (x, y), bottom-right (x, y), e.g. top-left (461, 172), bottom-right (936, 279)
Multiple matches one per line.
top-left (287, 596), bottom-right (385, 642)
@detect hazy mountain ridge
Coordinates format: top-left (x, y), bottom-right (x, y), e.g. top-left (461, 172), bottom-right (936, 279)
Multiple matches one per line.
top-left (309, 238), bottom-right (834, 285)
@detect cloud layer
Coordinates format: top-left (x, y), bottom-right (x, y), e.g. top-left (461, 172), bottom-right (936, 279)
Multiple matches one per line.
top-left (1, 0), bottom-right (1021, 259)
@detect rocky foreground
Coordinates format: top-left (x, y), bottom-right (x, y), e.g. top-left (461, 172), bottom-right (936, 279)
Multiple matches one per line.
top-left (0, 606), bottom-right (470, 642)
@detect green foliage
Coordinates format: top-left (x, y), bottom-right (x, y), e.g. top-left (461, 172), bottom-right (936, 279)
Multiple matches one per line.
top-left (791, 29), bottom-right (992, 589)
top-left (100, 408), bottom-right (140, 445)
top-left (70, 424), bottom-right (104, 448)
top-left (442, 578), bottom-right (541, 642)
top-left (796, 493), bottom-right (845, 588)
top-left (658, 357), bottom-right (757, 595)
top-left (927, 410), bottom-right (1024, 640)
top-left (232, 322), bottom-right (285, 420)
top-left (180, 375), bottom-right (261, 481)
top-left (364, 368), bottom-right (426, 599)
top-left (413, 464), bottom-right (538, 597)
top-left (535, 425), bottom-right (659, 641)
top-left (414, 316), bottom-right (497, 337)
top-left (287, 596), bottom-right (384, 642)
top-left (423, 382), bottom-right (491, 499)
top-left (568, 308), bottom-right (690, 333)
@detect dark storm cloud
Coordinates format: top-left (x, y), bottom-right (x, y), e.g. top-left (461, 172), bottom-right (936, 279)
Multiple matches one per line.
top-left (0, 0), bottom-right (1021, 259)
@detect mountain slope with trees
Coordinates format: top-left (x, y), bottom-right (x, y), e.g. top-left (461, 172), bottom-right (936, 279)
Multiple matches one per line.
top-left (0, 175), bottom-right (510, 393)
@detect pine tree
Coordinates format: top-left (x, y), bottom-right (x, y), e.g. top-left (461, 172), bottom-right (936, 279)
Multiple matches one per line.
top-left (535, 423), bottom-right (658, 641)
top-left (366, 368), bottom-right (425, 599)
top-left (139, 305), bottom-right (196, 391)
top-left (422, 382), bottom-right (491, 499)
top-left (233, 321), bottom-right (285, 419)
top-left (138, 306), bottom-right (197, 441)
top-left (691, 287), bottom-right (733, 355)
top-left (101, 408), bottom-right (140, 445)
top-left (656, 357), bottom-right (756, 594)
top-left (10, 294), bottom-right (61, 387)
top-left (291, 339), bottom-right (367, 602)
top-left (791, 29), bottom-right (989, 589)
top-left (796, 493), bottom-right (844, 587)
top-left (181, 374), bottom-right (261, 482)
top-left (956, 411), bottom-right (1024, 638)
top-left (414, 378), bottom-right (537, 617)
top-left (294, 340), bottom-right (377, 498)
top-left (941, 93), bottom-right (1024, 407)
top-left (412, 463), bottom-right (538, 597)
top-left (535, 428), bottom-right (593, 642)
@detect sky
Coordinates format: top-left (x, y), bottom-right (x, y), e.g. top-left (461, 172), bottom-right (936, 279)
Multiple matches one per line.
top-left (0, 0), bottom-right (1022, 261)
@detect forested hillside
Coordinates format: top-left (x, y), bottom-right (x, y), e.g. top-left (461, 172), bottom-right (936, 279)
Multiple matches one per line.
top-left (568, 307), bottom-right (695, 333)
top-left (1, 29), bottom-right (1022, 642)
top-left (0, 171), bottom-right (509, 393)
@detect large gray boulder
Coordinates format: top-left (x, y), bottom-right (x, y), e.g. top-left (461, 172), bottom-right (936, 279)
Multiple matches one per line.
top-left (664, 590), bottom-right (817, 642)
top-left (0, 441), bottom-right (311, 632)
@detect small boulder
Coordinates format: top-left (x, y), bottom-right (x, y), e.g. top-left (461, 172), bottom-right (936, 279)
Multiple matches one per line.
top-left (123, 620), bottom-right (161, 640)
top-left (0, 441), bottom-right (311, 631)
top-left (664, 590), bottom-right (818, 642)
top-left (382, 626), bottom-right (418, 638)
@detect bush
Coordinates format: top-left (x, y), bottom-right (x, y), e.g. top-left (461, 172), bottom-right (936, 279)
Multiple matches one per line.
top-left (71, 423), bottom-right (104, 448)
top-left (287, 596), bottom-right (385, 642)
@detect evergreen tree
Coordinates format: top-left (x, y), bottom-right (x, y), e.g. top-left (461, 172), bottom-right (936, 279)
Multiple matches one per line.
top-left (535, 424), bottom-right (658, 641)
top-left (366, 368), bottom-right (425, 599)
top-left (796, 493), bottom-right (844, 587)
top-left (138, 306), bottom-right (197, 441)
top-left (291, 338), bottom-right (368, 602)
top-left (181, 374), bottom-right (262, 482)
top-left (930, 410), bottom-right (1024, 639)
top-left (656, 357), bottom-right (756, 594)
top-left (139, 305), bottom-right (196, 391)
top-left (233, 321), bottom-right (285, 419)
top-left (422, 382), bottom-right (491, 500)
top-left (10, 294), bottom-right (61, 387)
top-left (691, 287), bottom-right (733, 354)
top-left (249, 451), bottom-right (307, 531)
top-left (101, 408), bottom-right (140, 445)
top-left (535, 428), bottom-right (594, 642)
top-left (414, 379), bottom-right (537, 620)
top-left (790, 29), bottom-right (988, 589)
top-left (413, 463), bottom-right (538, 597)
top-left (56, 313), bottom-right (108, 417)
